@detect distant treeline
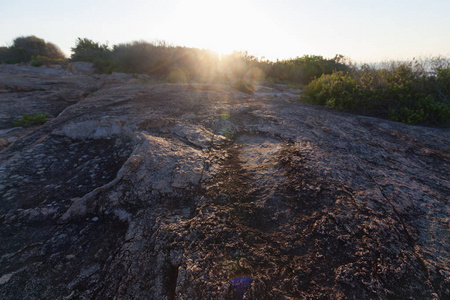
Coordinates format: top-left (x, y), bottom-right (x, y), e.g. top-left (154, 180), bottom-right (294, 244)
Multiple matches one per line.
top-left (69, 38), bottom-right (349, 85)
top-left (1, 36), bottom-right (448, 126)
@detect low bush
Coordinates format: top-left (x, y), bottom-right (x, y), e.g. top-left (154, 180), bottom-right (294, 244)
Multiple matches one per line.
top-left (0, 36), bottom-right (65, 64)
top-left (111, 41), bottom-right (155, 73)
top-left (31, 55), bottom-right (66, 67)
top-left (266, 54), bottom-right (349, 85)
top-left (302, 59), bottom-right (450, 126)
top-left (70, 38), bottom-right (109, 62)
top-left (12, 112), bottom-right (49, 127)
top-left (0, 47), bottom-right (28, 64)
top-left (302, 71), bottom-right (358, 109)
top-left (69, 37), bottom-right (349, 86)
top-left (70, 38), bottom-right (113, 73)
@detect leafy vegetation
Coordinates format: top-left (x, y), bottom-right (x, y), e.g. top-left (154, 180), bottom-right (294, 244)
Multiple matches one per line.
top-left (302, 59), bottom-right (450, 126)
top-left (0, 36), bottom-right (65, 64)
top-left (69, 38), bottom-right (347, 86)
top-left (70, 38), bottom-right (113, 72)
top-left (264, 54), bottom-right (349, 84)
top-left (2, 35), bottom-right (449, 126)
top-left (12, 112), bottom-right (49, 127)
top-left (31, 55), bottom-right (66, 67)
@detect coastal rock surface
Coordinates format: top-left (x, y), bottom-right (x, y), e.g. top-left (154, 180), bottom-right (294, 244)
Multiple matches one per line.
top-left (0, 65), bottom-right (449, 299)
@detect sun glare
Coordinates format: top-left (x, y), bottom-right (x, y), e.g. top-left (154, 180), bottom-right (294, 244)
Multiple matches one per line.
top-left (166, 0), bottom-right (266, 55)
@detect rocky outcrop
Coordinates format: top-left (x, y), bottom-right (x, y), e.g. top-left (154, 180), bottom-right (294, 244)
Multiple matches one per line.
top-left (0, 65), bottom-right (449, 299)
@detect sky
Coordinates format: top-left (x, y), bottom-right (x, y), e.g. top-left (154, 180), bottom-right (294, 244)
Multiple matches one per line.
top-left (1, 0), bottom-right (449, 62)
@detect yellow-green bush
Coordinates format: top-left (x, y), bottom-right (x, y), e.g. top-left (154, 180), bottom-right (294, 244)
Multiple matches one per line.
top-left (30, 55), bottom-right (66, 67)
top-left (302, 60), bottom-right (450, 126)
top-left (302, 71), bottom-right (358, 109)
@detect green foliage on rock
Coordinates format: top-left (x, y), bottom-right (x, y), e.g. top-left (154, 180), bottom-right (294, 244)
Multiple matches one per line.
top-left (12, 112), bottom-right (49, 127)
top-left (30, 55), bottom-right (66, 67)
top-left (266, 54), bottom-right (349, 84)
top-left (302, 59), bottom-right (450, 126)
top-left (70, 38), bottom-right (109, 62)
top-left (70, 38), bottom-right (113, 73)
top-left (0, 46), bottom-right (28, 64)
top-left (111, 41), bottom-right (157, 74)
top-left (302, 71), bottom-right (358, 109)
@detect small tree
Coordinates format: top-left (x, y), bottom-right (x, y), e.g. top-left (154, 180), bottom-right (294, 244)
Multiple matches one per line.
top-left (70, 38), bottom-right (110, 62)
top-left (12, 36), bottom-right (65, 60)
top-left (43, 42), bottom-right (65, 59)
top-left (0, 36), bottom-right (65, 63)
top-left (13, 36), bottom-right (46, 59)
top-left (70, 38), bottom-right (113, 72)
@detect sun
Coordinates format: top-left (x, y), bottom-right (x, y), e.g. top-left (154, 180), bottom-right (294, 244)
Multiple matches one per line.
top-left (165, 0), bottom-right (265, 55)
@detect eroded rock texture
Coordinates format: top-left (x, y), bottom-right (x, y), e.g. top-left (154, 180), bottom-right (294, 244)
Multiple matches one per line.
top-left (0, 65), bottom-right (449, 299)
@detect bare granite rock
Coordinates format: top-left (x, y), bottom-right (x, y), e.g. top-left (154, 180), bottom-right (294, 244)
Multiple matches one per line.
top-left (69, 62), bottom-right (95, 75)
top-left (0, 65), bottom-right (449, 299)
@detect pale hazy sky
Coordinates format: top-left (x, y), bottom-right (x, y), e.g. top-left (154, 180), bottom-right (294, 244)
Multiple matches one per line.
top-left (1, 0), bottom-right (449, 62)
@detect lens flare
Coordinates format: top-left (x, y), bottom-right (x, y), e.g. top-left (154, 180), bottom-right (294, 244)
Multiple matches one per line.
top-left (229, 275), bottom-right (252, 299)
top-left (243, 67), bottom-right (264, 92)
top-left (220, 112), bottom-right (230, 120)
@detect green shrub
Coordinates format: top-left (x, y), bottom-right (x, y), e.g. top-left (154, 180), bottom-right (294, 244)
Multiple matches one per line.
top-left (68, 37), bottom-right (351, 87)
top-left (434, 68), bottom-right (450, 101)
top-left (0, 47), bottom-right (28, 64)
top-left (13, 36), bottom-right (65, 61)
top-left (70, 38), bottom-right (109, 62)
top-left (0, 36), bottom-right (65, 64)
top-left (30, 55), bottom-right (66, 67)
top-left (302, 71), bottom-right (358, 109)
top-left (13, 36), bottom-right (46, 59)
top-left (70, 38), bottom-right (113, 73)
top-left (0, 47), bottom-right (8, 60)
top-left (43, 42), bottom-right (66, 60)
top-left (113, 42), bottom-right (149, 72)
top-left (12, 113), bottom-right (49, 127)
top-left (266, 54), bottom-right (349, 85)
top-left (390, 96), bottom-right (450, 125)
top-left (301, 59), bottom-right (450, 126)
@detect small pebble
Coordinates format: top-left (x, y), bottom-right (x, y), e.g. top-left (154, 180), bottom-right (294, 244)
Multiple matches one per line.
top-left (92, 216), bottom-right (99, 222)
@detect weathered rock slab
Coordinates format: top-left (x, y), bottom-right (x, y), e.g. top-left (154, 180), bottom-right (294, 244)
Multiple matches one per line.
top-left (0, 65), bottom-right (449, 299)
